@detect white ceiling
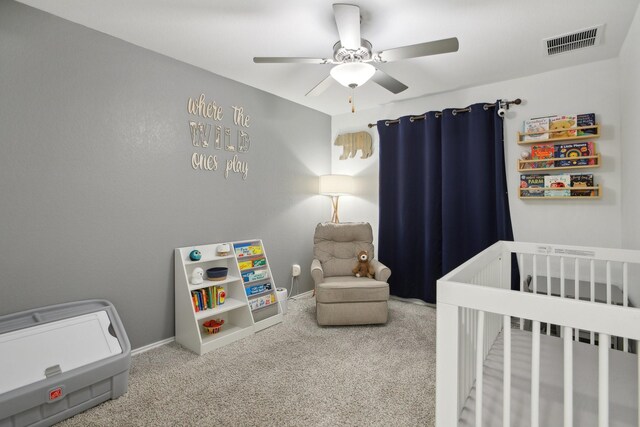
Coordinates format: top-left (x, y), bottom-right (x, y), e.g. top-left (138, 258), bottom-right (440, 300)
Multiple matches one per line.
top-left (17, 0), bottom-right (640, 116)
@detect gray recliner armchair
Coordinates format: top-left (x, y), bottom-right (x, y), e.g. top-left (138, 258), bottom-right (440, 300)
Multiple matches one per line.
top-left (311, 222), bottom-right (390, 326)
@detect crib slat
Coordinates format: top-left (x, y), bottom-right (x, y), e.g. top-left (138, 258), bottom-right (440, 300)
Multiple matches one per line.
top-left (485, 313), bottom-right (490, 359)
top-left (476, 310), bottom-right (485, 427)
top-left (590, 260), bottom-right (595, 345)
top-left (564, 326), bottom-right (573, 427)
top-left (458, 308), bottom-right (464, 410)
top-left (500, 255), bottom-right (504, 290)
top-left (461, 308), bottom-right (465, 408)
top-left (472, 309), bottom-right (476, 398)
top-left (519, 253), bottom-right (524, 330)
top-left (623, 263), bottom-right (629, 352)
top-left (606, 261), bottom-right (612, 305)
top-left (599, 333), bottom-right (610, 427)
top-left (575, 260), bottom-right (580, 342)
top-left (463, 308), bottom-right (470, 406)
top-left (435, 301), bottom-right (460, 427)
top-left (546, 256), bottom-right (551, 336)
top-left (560, 257), bottom-right (566, 298)
top-left (533, 255), bottom-right (538, 294)
top-left (606, 262), bottom-right (612, 349)
top-left (560, 257), bottom-right (565, 339)
top-left (532, 320), bottom-right (540, 427)
top-left (503, 315), bottom-right (511, 427)
top-left (575, 259), bottom-right (580, 301)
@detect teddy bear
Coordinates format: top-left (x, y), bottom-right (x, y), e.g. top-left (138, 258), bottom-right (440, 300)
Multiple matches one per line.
top-left (549, 119), bottom-right (576, 138)
top-left (352, 250), bottom-right (375, 279)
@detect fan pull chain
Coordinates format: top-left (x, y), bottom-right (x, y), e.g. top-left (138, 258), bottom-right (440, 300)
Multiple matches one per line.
top-left (349, 88), bottom-right (355, 113)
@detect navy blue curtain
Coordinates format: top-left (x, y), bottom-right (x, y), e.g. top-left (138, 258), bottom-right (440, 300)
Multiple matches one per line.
top-left (378, 102), bottom-right (514, 303)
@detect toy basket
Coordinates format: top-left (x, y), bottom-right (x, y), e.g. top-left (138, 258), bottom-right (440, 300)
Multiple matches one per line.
top-left (202, 319), bottom-right (224, 335)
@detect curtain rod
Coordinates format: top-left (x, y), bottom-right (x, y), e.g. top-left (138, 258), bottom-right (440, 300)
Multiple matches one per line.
top-left (367, 98), bottom-right (522, 128)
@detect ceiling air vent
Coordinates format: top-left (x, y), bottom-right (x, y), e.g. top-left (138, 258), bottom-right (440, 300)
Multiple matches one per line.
top-left (543, 25), bottom-right (604, 56)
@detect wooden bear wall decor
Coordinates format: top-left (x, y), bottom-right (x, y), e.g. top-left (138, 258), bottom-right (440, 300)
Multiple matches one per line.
top-left (334, 131), bottom-right (373, 160)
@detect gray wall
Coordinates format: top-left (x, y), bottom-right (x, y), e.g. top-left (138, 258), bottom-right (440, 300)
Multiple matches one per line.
top-left (0, 1), bottom-right (331, 348)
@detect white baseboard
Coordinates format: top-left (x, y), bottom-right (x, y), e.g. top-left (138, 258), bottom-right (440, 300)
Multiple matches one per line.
top-left (390, 295), bottom-right (436, 308)
top-left (131, 336), bottom-right (175, 356)
top-left (131, 290), bottom-right (314, 355)
top-left (289, 290), bottom-right (314, 300)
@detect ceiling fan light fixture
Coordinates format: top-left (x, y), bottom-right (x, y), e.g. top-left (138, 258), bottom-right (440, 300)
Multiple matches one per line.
top-left (330, 62), bottom-right (375, 88)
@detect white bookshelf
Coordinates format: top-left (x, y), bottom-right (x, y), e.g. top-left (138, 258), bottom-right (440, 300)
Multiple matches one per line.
top-left (175, 240), bottom-right (283, 355)
top-left (233, 240), bottom-right (283, 332)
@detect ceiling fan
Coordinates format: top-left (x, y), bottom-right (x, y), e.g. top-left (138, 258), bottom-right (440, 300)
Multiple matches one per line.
top-left (253, 3), bottom-right (459, 97)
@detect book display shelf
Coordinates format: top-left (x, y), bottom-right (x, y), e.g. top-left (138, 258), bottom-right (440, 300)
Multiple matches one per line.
top-left (233, 240), bottom-right (282, 331)
top-left (518, 115), bottom-right (601, 200)
top-left (175, 240), bottom-right (282, 355)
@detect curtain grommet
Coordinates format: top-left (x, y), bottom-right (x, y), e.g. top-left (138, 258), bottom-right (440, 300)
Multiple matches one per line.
top-left (409, 117), bottom-right (414, 123)
top-left (385, 121), bottom-right (390, 126)
top-left (452, 110), bottom-right (457, 116)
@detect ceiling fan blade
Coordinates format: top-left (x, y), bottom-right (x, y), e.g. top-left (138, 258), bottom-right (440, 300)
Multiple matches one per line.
top-left (333, 3), bottom-right (361, 50)
top-left (371, 69), bottom-right (408, 94)
top-left (306, 75), bottom-right (334, 97)
top-left (376, 37), bottom-right (459, 62)
top-left (253, 57), bottom-right (331, 64)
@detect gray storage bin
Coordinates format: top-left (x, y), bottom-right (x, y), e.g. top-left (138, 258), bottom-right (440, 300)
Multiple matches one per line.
top-left (0, 300), bottom-right (131, 427)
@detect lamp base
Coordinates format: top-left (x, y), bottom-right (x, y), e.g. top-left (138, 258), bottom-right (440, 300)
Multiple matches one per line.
top-left (331, 196), bottom-right (340, 223)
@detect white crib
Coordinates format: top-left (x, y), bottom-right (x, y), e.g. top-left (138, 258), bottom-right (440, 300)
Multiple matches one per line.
top-left (435, 241), bottom-right (640, 427)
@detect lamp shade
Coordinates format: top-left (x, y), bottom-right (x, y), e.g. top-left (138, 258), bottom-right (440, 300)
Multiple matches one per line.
top-left (330, 63), bottom-right (375, 88)
top-left (318, 174), bottom-right (354, 196)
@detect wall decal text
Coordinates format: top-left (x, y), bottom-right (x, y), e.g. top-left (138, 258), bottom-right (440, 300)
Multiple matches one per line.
top-left (187, 93), bottom-right (251, 180)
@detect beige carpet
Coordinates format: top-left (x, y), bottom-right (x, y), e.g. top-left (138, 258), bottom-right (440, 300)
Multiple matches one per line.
top-left (59, 297), bottom-right (437, 427)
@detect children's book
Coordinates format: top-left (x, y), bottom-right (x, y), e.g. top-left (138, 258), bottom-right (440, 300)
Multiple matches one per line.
top-left (549, 115), bottom-right (578, 139)
top-left (523, 117), bottom-right (550, 141)
top-left (194, 290), bottom-right (203, 311)
top-left (234, 242), bottom-right (263, 257)
top-left (544, 174), bottom-right (571, 197)
top-left (570, 174), bottom-right (595, 196)
top-left (207, 287), bottom-right (213, 309)
top-left (520, 174), bottom-right (547, 197)
top-left (530, 144), bottom-right (555, 168)
top-left (577, 113), bottom-right (596, 136)
top-left (555, 142), bottom-right (593, 167)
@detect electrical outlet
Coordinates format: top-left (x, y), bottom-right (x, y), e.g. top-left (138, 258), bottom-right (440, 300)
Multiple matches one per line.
top-left (292, 264), bottom-right (301, 277)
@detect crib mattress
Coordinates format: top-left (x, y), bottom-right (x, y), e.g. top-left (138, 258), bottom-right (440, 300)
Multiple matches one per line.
top-left (459, 329), bottom-right (638, 427)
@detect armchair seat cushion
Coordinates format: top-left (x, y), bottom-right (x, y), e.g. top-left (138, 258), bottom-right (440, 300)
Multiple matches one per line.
top-left (316, 277), bottom-right (389, 304)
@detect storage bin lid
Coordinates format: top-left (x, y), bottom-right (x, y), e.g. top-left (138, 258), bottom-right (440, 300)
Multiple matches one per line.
top-left (0, 310), bottom-right (122, 394)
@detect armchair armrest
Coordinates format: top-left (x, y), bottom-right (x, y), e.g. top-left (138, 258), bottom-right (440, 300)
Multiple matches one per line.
top-left (311, 258), bottom-right (324, 286)
top-left (370, 259), bottom-right (391, 283)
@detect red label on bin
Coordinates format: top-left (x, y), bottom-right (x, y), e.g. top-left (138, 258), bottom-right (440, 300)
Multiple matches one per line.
top-left (49, 388), bottom-right (62, 400)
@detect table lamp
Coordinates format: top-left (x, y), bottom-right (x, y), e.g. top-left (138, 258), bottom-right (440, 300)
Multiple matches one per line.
top-left (318, 174), bottom-right (354, 223)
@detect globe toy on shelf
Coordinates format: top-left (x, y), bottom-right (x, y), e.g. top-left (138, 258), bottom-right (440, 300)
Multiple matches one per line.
top-left (520, 151), bottom-right (530, 160)
top-left (189, 250), bottom-right (202, 261)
